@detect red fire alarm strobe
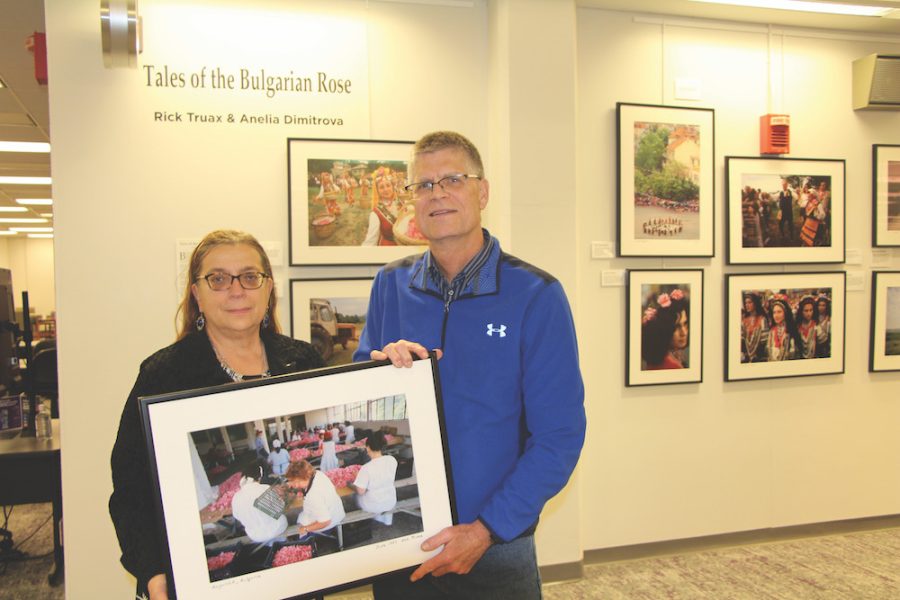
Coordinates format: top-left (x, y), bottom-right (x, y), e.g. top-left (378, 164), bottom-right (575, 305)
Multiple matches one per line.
top-left (760, 114), bottom-right (790, 155)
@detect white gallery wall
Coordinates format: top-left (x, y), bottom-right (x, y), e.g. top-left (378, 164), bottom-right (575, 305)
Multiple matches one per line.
top-left (43, 0), bottom-right (900, 598)
top-left (576, 8), bottom-right (900, 550)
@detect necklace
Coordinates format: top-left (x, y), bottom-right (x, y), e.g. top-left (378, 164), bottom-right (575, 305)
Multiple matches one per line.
top-left (212, 342), bottom-right (271, 382)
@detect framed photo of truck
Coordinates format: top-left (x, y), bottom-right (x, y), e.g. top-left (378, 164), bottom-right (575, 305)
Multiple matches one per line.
top-left (290, 278), bottom-right (373, 366)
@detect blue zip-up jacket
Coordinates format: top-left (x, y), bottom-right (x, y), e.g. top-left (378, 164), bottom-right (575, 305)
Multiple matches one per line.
top-left (354, 233), bottom-right (586, 542)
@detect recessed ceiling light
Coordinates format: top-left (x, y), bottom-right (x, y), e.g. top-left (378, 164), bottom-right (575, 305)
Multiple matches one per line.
top-left (0, 177), bottom-right (52, 185)
top-left (15, 198), bottom-right (53, 205)
top-left (689, 0), bottom-right (895, 17)
top-left (39, 212), bottom-right (53, 218)
top-left (0, 218), bottom-right (48, 223)
top-left (27, 233), bottom-right (53, 239)
top-left (0, 207), bottom-right (28, 213)
top-left (10, 227), bottom-right (53, 233)
top-left (0, 141), bottom-right (51, 153)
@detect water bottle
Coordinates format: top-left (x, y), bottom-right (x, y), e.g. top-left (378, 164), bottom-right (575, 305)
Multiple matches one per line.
top-left (36, 397), bottom-right (52, 440)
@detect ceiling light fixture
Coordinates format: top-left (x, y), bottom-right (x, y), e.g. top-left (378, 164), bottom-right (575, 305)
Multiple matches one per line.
top-left (10, 227), bottom-right (53, 233)
top-left (39, 212), bottom-right (53, 218)
top-left (0, 177), bottom-right (52, 185)
top-left (15, 198), bottom-right (53, 205)
top-left (0, 218), bottom-right (48, 223)
top-left (0, 141), bottom-right (51, 153)
top-left (27, 233), bottom-right (53, 239)
top-left (689, 0), bottom-right (895, 17)
top-left (0, 231), bottom-right (16, 236)
top-left (0, 207), bottom-right (28, 213)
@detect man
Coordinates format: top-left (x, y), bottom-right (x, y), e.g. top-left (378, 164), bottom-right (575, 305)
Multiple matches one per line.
top-left (777, 179), bottom-right (795, 243)
top-left (354, 131), bottom-right (586, 599)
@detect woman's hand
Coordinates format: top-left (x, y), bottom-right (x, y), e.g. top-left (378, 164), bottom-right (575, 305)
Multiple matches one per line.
top-left (147, 573), bottom-right (168, 600)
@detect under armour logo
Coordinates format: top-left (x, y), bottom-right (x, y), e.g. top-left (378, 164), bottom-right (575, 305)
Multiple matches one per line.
top-left (486, 323), bottom-right (507, 337)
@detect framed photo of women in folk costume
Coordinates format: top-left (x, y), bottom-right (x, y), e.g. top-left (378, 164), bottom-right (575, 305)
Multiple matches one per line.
top-left (725, 157), bottom-right (845, 264)
top-left (626, 269), bottom-right (704, 386)
top-left (725, 272), bottom-right (846, 381)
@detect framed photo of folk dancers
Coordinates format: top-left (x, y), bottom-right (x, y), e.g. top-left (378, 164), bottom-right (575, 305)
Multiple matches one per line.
top-left (725, 272), bottom-right (846, 382)
top-left (872, 144), bottom-right (900, 247)
top-left (288, 138), bottom-right (429, 266)
top-left (140, 357), bottom-right (455, 600)
top-left (869, 271), bottom-right (900, 372)
top-left (626, 269), bottom-right (704, 386)
top-left (616, 103), bottom-right (715, 257)
top-left (725, 157), bottom-right (845, 264)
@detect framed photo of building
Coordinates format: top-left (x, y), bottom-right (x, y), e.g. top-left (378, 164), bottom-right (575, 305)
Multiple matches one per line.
top-left (872, 144), bottom-right (900, 247)
top-left (725, 272), bottom-right (846, 381)
top-left (616, 103), bottom-right (715, 257)
top-left (725, 157), bottom-right (845, 264)
top-left (869, 271), bottom-right (900, 372)
top-left (626, 269), bottom-right (704, 386)
top-left (290, 277), bottom-right (373, 367)
top-left (140, 357), bottom-right (454, 600)
top-left (288, 138), bottom-right (428, 266)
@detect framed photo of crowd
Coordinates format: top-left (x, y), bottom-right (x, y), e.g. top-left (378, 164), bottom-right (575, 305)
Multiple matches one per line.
top-left (872, 144), bottom-right (900, 247)
top-left (869, 271), bottom-right (900, 372)
top-left (289, 277), bottom-right (373, 367)
top-left (725, 157), bottom-right (845, 265)
top-left (616, 103), bottom-right (716, 258)
top-left (626, 269), bottom-right (704, 386)
top-left (725, 272), bottom-right (846, 382)
top-left (288, 138), bottom-right (428, 266)
top-left (140, 357), bottom-right (454, 600)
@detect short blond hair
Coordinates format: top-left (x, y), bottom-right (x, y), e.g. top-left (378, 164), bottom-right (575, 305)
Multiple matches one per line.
top-left (411, 131), bottom-right (484, 177)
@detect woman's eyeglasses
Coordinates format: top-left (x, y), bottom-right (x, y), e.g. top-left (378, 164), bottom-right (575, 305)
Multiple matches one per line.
top-left (197, 272), bottom-right (269, 291)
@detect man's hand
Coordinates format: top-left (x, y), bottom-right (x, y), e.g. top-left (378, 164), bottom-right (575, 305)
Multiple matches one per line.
top-left (410, 520), bottom-right (493, 581)
top-left (147, 573), bottom-right (168, 600)
top-left (371, 340), bottom-right (441, 367)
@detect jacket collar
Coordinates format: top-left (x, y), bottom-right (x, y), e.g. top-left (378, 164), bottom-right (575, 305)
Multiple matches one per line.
top-left (409, 229), bottom-right (501, 298)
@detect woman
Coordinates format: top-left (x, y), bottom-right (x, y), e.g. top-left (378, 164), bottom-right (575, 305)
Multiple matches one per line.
top-left (319, 431), bottom-right (339, 472)
top-left (231, 463), bottom-right (289, 544)
top-left (353, 431), bottom-right (398, 525)
top-left (741, 293), bottom-right (768, 363)
top-left (641, 288), bottom-right (689, 370)
top-left (766, 295), bottom-right (801, 361)
top-left (343, 420), bottom-right (355, 445)
top-left (109, 230), bottom-right (324, 600)
top-left (267, 438), bottom-right (290, 476)
top-left (795, 295), bottom-right (819, 359)
top-left (815, 295), bottom-right (832, 358)
top-left (361, 167), bottom-right (404, 246)
top-left (285, 460), bottom-right (346, 537)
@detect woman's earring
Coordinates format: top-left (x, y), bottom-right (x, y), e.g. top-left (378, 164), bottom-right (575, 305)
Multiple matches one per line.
top-left (196, 313), bottom-right (206, 331)
top-left (261, 310), bottom-right (270, 329)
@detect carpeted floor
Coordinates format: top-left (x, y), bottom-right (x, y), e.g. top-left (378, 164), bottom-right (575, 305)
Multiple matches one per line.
top-left (544, 527), bottom-right (900, 600)
top-left (3, 502), bottom-right (899, 599)
top-left (0, 503), bottom-right (62, 600)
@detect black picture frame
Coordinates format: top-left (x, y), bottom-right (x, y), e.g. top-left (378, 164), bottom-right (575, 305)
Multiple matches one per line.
top-left (288, 137), bottom-right (427, 266)
top-left (869, 270), bottom-right (900, 372)
top-left (725, 156), bottom-right (845, 264)
top-left (289, 277), bottom-right (373, 366)
top-left (626, 269), bottom-right (704, 386)
top-left (616, 102), bottom-right (716, 257)
top-left (140, 357), bottom-right (454, 599)
top-left (872, 144), bottom-right (900, 247)
top-left (724, 272), bottom-right (846, 381)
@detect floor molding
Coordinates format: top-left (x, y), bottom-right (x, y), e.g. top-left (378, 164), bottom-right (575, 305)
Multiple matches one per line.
top-left (583, 513), bottom-right (900, 565)
top-left (539, 560), bottom-right (583, 584)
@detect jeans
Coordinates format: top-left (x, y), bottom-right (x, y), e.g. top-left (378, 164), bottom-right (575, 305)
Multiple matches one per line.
top-left (372, 535), bottom-right (541, 600)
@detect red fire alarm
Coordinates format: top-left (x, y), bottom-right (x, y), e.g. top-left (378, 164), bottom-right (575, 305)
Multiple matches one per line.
top-left (25, 32), bottom-right (48, 85)
top-left (760, 114), bottom-right (790, 155)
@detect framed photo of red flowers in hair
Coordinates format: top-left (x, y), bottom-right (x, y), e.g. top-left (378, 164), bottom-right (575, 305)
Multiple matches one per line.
top-left (626, 269), bottom-right (704, 386)
top-left (869, 271), bottom-right (900, 372)
top-left (725, 272), bottom-right (846, 381)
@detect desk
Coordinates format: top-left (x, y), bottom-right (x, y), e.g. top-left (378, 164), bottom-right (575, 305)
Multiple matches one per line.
top-left (0, 419), bottom-right (63, 585)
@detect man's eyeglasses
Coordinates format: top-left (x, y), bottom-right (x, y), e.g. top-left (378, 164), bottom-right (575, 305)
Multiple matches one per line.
top-left (403, 173), bottom-right (481, 197)
top-left (197, 272), bottom-right (269, 291)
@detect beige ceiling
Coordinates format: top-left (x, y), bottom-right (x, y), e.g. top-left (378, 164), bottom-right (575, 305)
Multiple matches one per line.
top-left (0, 0), bottom-right (51, 235)
top-left (0, 0), bottom-right (897, 240)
